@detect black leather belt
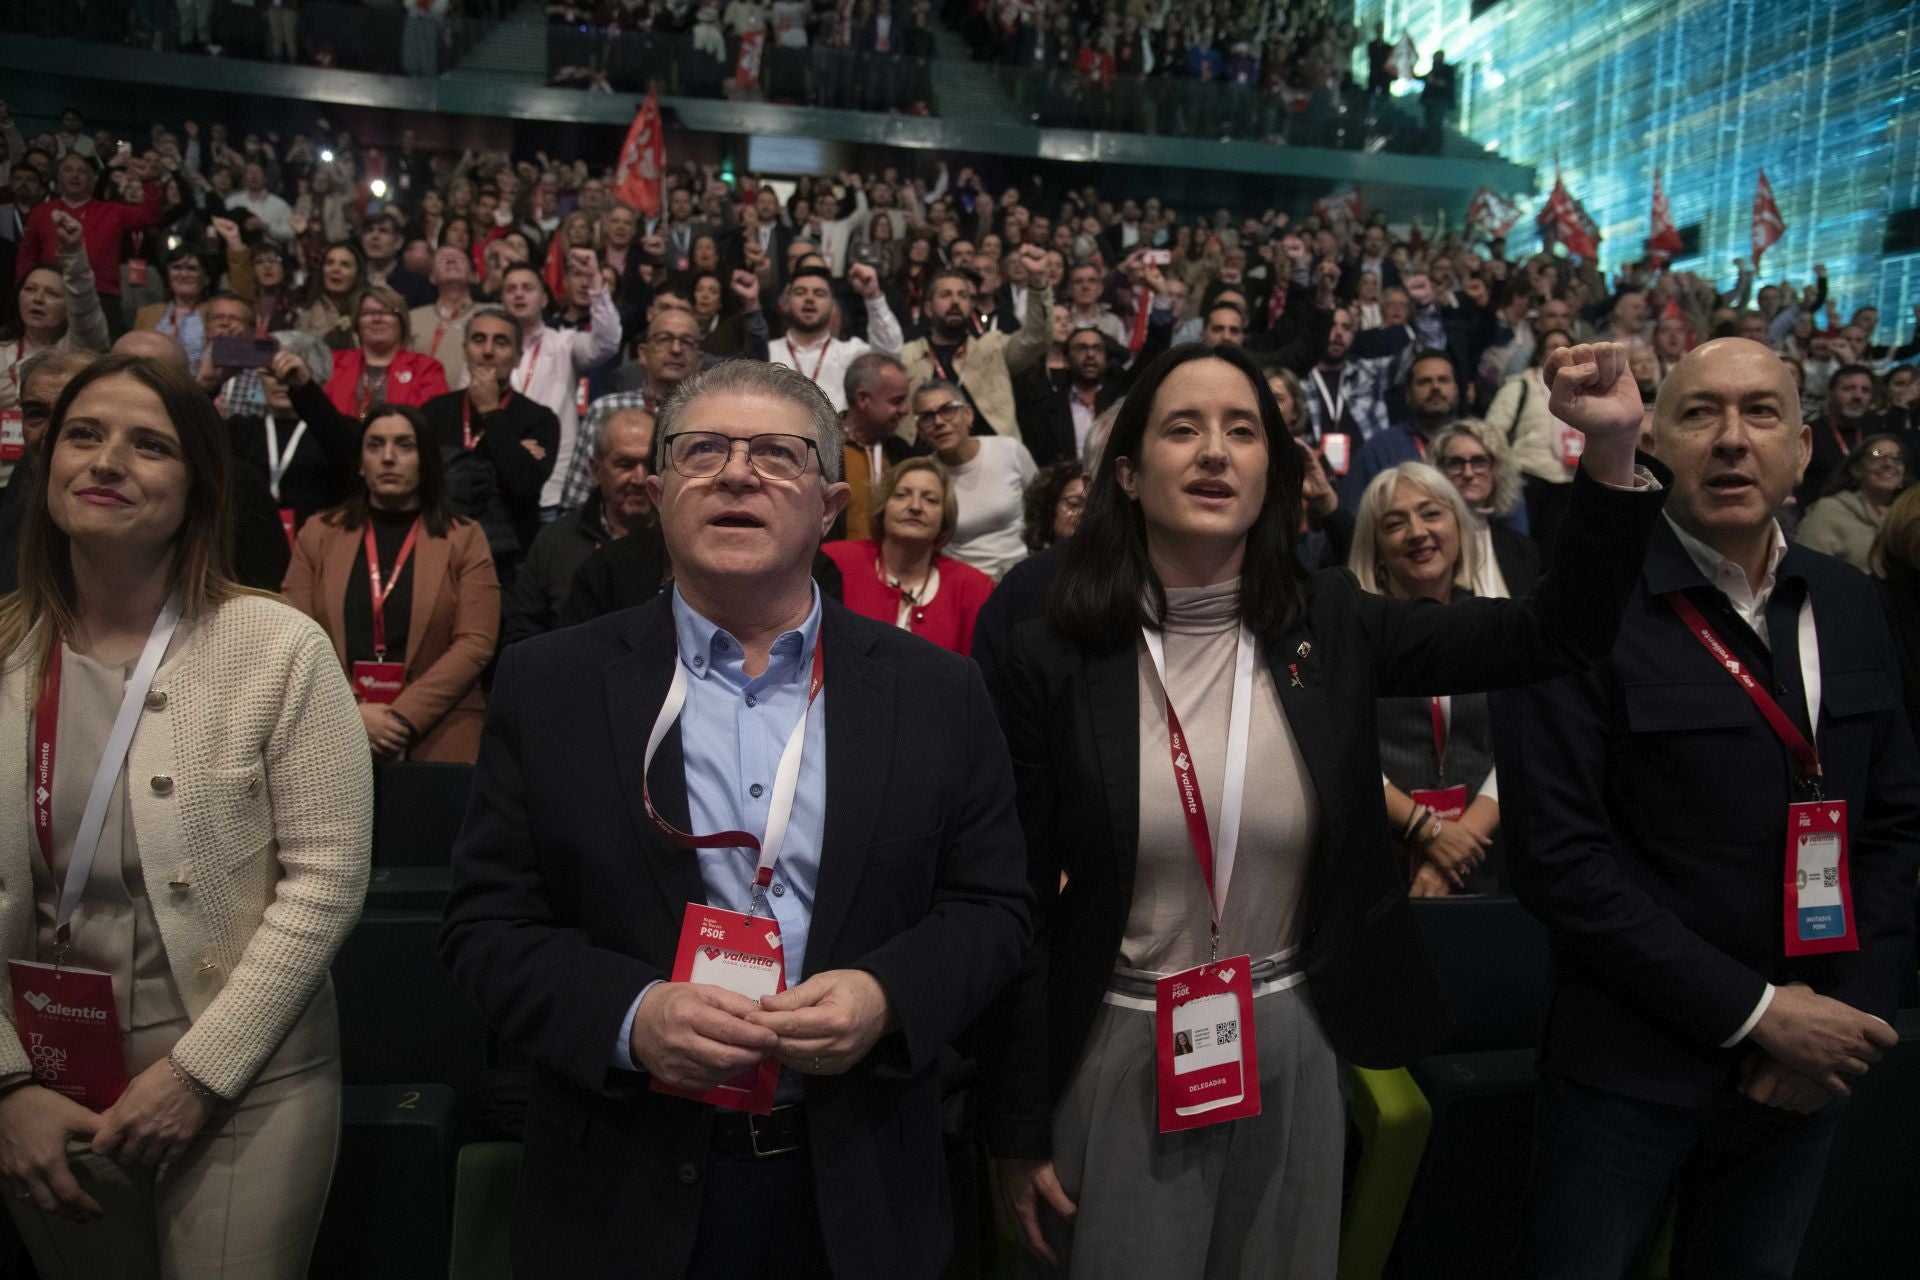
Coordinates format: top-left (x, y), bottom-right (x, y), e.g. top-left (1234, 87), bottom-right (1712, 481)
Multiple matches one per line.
top-left (709, 1103), bottom-right (808, 1159)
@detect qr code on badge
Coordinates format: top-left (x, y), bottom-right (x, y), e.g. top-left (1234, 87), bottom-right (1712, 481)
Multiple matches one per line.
top-left (1215, 1022), bottom-right (1238, 1046)
top-left (1823, 867), bottom-right (1838, 888)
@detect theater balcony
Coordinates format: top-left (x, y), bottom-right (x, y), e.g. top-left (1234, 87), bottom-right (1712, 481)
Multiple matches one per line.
top-left (0, 0), bottom-right (1532, 212)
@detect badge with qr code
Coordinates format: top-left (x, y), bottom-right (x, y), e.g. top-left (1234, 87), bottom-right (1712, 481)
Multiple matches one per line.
top-left (1154, 955), bottom-right (1261, 1133)
top-left (1783, 800), bottom-right (1857, 957)
top-left (653, 904), bottom-right (785, 1114)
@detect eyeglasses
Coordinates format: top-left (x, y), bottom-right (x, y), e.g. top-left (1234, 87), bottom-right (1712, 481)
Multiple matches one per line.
top-left (1441, 455), bottom-right (1494, 474)
top-left (662, 431), bottom-right (819, 481)
top-left (913, 402), bottom-right (965, 429)
top-left (252, 253), bottom-right (283, 266)
top-left (1867, 449), bottom-right (1905, 463)
top-left (648, 333), bottom-right (700, 350)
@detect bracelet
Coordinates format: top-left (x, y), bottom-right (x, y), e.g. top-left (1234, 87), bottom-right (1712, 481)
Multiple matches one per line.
top-left (166, 1054), bottom-right (217, 1103)
top-left (1400, 805), bottom-right (1430, 842)
top-left (1416, 814), bottom-right (1445, 848)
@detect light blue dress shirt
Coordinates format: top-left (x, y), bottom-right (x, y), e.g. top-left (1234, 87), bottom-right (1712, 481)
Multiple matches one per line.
top-left (613, 585), bottom-right (829, 1071)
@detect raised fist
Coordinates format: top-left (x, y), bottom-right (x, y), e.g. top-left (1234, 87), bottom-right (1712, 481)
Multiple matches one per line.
top-left (1543, 342), bottom-right (1644, 449)
top-left (730, 268), bottom-right (761, 309)
top-left (847, 261), bottom-right (881, 300)
top-left (51, 210), bottom-right (84, 250)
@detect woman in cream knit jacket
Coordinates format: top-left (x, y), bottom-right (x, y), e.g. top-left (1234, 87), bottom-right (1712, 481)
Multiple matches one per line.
top-left (0, 354), bottom-right (371, 1278)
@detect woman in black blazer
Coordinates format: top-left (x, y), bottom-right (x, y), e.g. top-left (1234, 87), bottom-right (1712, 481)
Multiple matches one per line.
top-left (981, 342), bottom-right (1665, 1276)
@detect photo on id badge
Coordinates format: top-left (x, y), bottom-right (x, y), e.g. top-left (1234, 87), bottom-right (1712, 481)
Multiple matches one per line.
top-left (1170, 990), bottom-right (1245, 1116)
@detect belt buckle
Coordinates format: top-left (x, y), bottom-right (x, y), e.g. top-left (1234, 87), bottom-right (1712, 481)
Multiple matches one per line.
top-left (748, 1108), bottom-right (800, 1158)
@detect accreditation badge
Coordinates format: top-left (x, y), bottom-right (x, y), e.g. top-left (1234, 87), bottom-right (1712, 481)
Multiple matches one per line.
top-left (652, 904), bottom-right (786, 1115)
top-left (1783, 800), bottom-right (1857, 956)
top-left (1411, 784), bottom-right (1469, 823)
top-left (1320, 432), bottom-right (1352, 476)
top-left (0, 408), bottom-right (22, 463)
top-left (351, 660), bottom-right (406, 704)
top-left (8, 960), bottom-right (127, 1111)
top-left (1154, 956), bottom-right (1260, 1134)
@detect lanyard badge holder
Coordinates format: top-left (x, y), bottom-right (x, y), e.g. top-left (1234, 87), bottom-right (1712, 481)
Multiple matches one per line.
top-left (352, 519), bottom-right (420, 706)
top-left (642, 638), bottom-right (825, 1115)
top-left (1143, 625), bottom-right (1263, 1134)
top-left (12, 596), bottom-right (184, 1110)
top-left (1409, 696), bottom-right (1468, 822)
top-left (264, 419), bottom-right (309, 551)
top-left (1666, 593), bottom-right (1856, 956)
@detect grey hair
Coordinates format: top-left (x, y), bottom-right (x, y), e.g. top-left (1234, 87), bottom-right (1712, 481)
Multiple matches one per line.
top-left (1345, 461), bottom-right (1485, 595)
top-left (911, 378), bottom-right (966, 409)
top-left (466, 305), bottom-right (523, 354)
top-left (271, 329), bottom-right (333, 388)
top-left (843, 350), bottom-right (906, 405)
top-left (655, 359), bottom-right (844, 483)
top-left (1430, 418), bottom-right (1522, 518)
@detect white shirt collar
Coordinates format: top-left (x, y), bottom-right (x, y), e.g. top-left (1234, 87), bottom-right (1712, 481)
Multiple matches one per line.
top-left (1665, 513), bottom-right (1789, 634)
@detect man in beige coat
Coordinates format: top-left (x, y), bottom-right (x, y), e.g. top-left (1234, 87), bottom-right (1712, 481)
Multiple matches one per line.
top-left (897, 244), bottom-right (1052, 444)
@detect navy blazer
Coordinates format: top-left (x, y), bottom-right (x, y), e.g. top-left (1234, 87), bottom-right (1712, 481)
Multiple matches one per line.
top-left (977, 465), bottom-right (1670, 1159)
top-left (439, 594), bottom-right (1030, 1279)
top-left (1492, 520), bottom-right (1920, 1108)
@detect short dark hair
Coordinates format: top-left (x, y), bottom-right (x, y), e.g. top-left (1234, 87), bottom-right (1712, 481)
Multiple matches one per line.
top-left (1830, 363), bottom-right (1874, 391)
top-left (1406, 348), bottom-right (1456, 384)
top-left (501, 262), bottom-right (546, 292)
top-left (928, 268), bottom-right (973, 294)
top-left (789, 265), bottom-right (834, 290)
top-left (1048, 343), bottom-right (1305, 643)
top-left (328, 403), bottom-right (459, 537)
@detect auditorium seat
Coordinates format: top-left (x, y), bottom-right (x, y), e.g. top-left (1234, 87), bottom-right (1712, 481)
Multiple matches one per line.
top-left (312, 1083), bottom-right (459, 1280)
top-left (449, 1141), bottom-right (524, 1280)
top-left (1791, 1007), bottom-right (1920, 1279)
top-left (1384, 895), bottom-right (1552, 1277)
top-left (372, 761), bottom-right (475, 867)
top-left (1337, 1066), bottom-right (1432, 1280)
top-left (332, 908), bottom-right (488, 1097)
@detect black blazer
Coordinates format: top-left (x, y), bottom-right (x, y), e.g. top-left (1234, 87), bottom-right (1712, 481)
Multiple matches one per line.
top-left (976, 465), bottom-right (1670, 1159)
top-left (1491, 521), bottom-right (1920, 1108)
top-left (1491, 520), bottom-right (1541, 598)
top-left (439, 595), bottom-right (1031, 1278)
top-left (1017, 377), bottom-right (1122, 470)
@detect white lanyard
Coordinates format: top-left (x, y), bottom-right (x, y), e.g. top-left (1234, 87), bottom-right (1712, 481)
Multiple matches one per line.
top-left (641, 629), bottom-right (824, 892)
top-left (1311, 368), bottom-right (1345, 434)
top-left (47, 596), bottom-right (184, 942)
top-left (1141, 622), bottom-right (1255, 919)
top-left (263, 418), bottom-right (308, 502)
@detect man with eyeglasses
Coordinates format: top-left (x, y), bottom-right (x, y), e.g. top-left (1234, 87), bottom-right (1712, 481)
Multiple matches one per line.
top-left (499, 255), bottom-right (621, 517)
top-left (443, 359), bottom-right (1027, 1280)
top-left (1340, 349), bottom-right (1460, 508)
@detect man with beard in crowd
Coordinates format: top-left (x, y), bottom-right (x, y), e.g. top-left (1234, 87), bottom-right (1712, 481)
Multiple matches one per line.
top-left (899, 244), bottom-right (1052, 442)
top-left (768, 262), bottom-right (903, 411)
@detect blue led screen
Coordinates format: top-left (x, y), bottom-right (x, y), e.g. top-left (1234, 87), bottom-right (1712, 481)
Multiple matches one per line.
top-left (1350, 0), bottom-right (1920, 334)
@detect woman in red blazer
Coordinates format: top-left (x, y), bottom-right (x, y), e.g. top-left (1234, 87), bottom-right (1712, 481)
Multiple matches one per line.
top-left (323, 284), bottom-right (449, 418)
top-left (822, 456), bottom-right (995, 654)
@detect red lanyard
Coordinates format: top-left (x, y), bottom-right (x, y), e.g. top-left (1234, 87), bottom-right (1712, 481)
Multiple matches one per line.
top-left (1128, 291), bottom-right (1151, 354)
top-left (461, 389), bottom-right (512, 450)
top-left (1412, 432), bottom-right (1428, 460)
top-left (364, 518), bottom-right (422, 658)
top-left (932, 340), bottom-right (967, 381)
top-left (641, 637), bottom-right (825, 889)
top-left (1829, 421), bottom-right (1857, 459)
top-left (1428, 696), bottom-right (1447, 774)
top-left (30, 648), bottom-right (63, 877)
top-left (1666, 591), bottom-right (1822, 786)
top-left (784, 337), bottom-right (831, 382)
top-left (519, 337), bottom-right (545, 394)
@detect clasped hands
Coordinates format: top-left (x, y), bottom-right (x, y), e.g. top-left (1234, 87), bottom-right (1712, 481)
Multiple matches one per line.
top-left (1738, 982), bottom-right (1897, 1115)
top-left (0, 1058), bottom-right (214, 1222)
top-left (630, 970), bottom-right (895, 1093)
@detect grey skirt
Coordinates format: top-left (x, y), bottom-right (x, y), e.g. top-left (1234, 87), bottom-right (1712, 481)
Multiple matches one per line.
top-left (1027, 956), bottom-right (1343, 1280)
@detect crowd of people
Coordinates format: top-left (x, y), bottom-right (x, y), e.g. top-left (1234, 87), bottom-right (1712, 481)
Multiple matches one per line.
top-left (0, 89), bottom-right (1918, 1280)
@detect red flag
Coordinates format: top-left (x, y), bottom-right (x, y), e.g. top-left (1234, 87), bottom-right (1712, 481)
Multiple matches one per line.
top-left (1537, 174), bottom-right (1599, 260)
top-left (1465, 187), bottom-right (1521, 240)
top-left (1751, 169), bottom-right (1784, 264)
top-left (734, 30), bottom-right (767, 90)
top-left (1647, 170), bottom-right (1682, 261)
top-left (614, 87), bottom-right (667, 218)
